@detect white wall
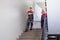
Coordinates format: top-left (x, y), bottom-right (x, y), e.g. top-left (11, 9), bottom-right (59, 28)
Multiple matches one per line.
top-left (33, 0), bottom-right (45, 2)
top-left (34, 3), bottom-right (42, 21)
top-left (32, 0), bottom-right (45, 28)
top-left (33, 22), bottom-right (41, 28)
top-left (47, 0), bottom-right (60, 34)
top-left (0, 0), bottom-right (27, 40)
top-left (33, 3), bottom-right (41, 28)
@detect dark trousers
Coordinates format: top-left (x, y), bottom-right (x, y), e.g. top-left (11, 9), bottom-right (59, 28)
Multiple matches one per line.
top-left (26, 22), bottom-right (33, 30)
top-left (41, 21), bottom-right (44, 29)
top-left (25, 14), bottom-right (33, 31)
top-left (41, 17), bottom-right (44, 29)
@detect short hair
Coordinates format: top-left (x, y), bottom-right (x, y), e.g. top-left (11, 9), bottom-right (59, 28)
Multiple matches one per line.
top-left (29, 7), bottom-right (32, 9)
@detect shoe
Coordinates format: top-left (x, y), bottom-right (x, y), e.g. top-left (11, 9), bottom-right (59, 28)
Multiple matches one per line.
top-left (24, 30), bottom-right (28, 32)
top-left (30, 29), bottom-right (32, 30)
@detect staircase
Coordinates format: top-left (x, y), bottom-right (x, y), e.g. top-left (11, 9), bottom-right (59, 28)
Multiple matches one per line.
top-left (17, 29), bottom-right (42, 40)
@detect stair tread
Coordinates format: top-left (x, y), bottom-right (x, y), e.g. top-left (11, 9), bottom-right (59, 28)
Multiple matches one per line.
top-left (23, 33), bottom-right (42, 35)
top-left (23, 31), bottom-right (42, 34)
top-left (19, 29), bottom-right (42, 40)
top-left (21, 34), bottom-right (42, 36)
top-left (20, 36), bottom-right (42, 39)
top-left (24, 32), bottom-right (42, 33)
top-left (19, 38), bottom-right (41, 40)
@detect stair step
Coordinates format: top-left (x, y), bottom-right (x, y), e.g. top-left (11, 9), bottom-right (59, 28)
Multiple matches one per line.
top-left (23, 32), bottom-right (42, 35)
top-left (19, 29), bottom-right (42, 40)
top-left (19, 38), bottom-right (41, 40)
top-left (20, 35), bottom-right (42, 39)
top-left (22, 32), bottom-right (42, 35)
top-left (23, 31), bottom-right (42, 34)
top-left (25, 29), bottom-right (42, 31)
top-left (27, 30), bottom-right (42, 32)
top-left (24, 31), bottom-right (42, 33)
top-left (21, 34), bottom-right (42, 36)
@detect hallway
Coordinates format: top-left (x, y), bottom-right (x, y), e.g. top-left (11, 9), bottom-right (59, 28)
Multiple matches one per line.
top-left (0, 0), bottom-right (47, 40)
top-left (0, 0), bottom-right (60, 40)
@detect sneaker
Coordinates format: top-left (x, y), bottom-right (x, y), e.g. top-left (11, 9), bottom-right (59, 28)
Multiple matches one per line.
top-left (30, 29), bottom-right (32, 30)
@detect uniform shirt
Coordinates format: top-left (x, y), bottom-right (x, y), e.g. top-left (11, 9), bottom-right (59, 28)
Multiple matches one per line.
top-left (42, 13), bottom-right (46, 18)
top-left (27, 10), bottom-right (33, 16)
top-left (27, 10), bottom-right (33, 22)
